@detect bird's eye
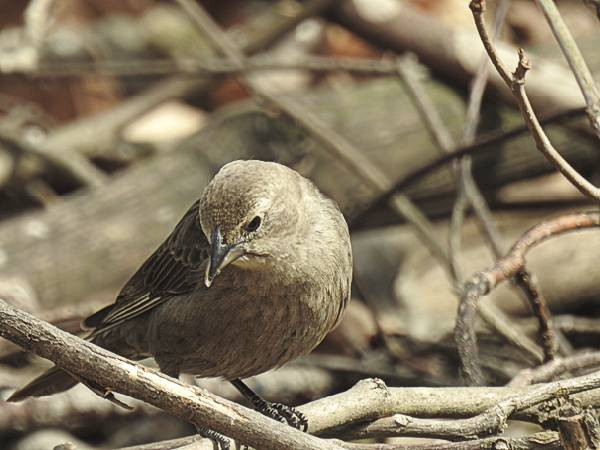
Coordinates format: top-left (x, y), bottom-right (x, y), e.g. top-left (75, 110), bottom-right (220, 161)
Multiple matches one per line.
top-left (246, 216), bottom-right (262, 232)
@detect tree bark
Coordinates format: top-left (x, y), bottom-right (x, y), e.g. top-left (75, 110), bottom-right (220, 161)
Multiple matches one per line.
top-left (0, 298), bottom-right (343, 450)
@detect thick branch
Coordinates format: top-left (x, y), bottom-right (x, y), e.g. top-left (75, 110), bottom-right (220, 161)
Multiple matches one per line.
top-left (299, 380), bottom-right (600, 437)
top-left (327, 369), bottom-right (600, 442)
top-left (124, 431), bottom-right (562, 450)
top-left (0, 299), bottom-right (343, 450)
top-left (7, 341), bottom-right (600, 445)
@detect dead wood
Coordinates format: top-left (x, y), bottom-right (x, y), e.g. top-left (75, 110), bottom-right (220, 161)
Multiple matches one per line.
top-left (0, 298), bottom-right (344, 450)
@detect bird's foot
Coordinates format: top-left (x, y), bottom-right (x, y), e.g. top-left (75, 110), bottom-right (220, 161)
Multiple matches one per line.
top-left (196, 424), bottom-right (231, 450)
top-left (230, 379), bottom-right (308, 432)
top-left (252, 399), bottom-right (308, 431)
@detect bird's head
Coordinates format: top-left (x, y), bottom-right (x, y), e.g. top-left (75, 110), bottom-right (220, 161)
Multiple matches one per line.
top-left (199, 160), bottom-right (305, 287)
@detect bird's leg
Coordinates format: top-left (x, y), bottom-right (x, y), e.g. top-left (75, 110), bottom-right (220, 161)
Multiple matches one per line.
top-left (160, 366), bottom-right (232, 449)
top-left (195, 424), bottom-right (231, 450)
top-left (230, 379), bottom-right (308, 431)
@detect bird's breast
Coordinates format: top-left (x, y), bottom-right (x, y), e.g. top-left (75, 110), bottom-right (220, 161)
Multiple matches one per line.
top-left (147, 266), bottom-right (345, 380)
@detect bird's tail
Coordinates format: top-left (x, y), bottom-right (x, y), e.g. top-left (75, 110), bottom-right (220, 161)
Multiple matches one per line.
top-left (7, 366), bottom-right (78, 401)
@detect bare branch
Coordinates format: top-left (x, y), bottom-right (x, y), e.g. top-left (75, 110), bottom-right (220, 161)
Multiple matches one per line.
top-left (455, 211), bottom-right (600, 385)
top-left (372, 106), bottom-right (586, 202)
top-left (334, 368), bottom-right (600, 442)
top-left (394, 12), bottom-right (558, 368)
top-left (395, 55), bottom-right (547, 365)
top-left (469, 0), bottom-right (600, 200)
top-left (510, 351), bottom-right (600, 387)
top-left (6, 310), bottom-right (600, 449)
top-left (512, 271), bottom-right (556, 362)
top-left (454, 0), bottom-right (510, 260)
top-left (0, 298), bottom-right (343, 450)
top-left (535, 0), bottom-right (600, 138)
top-left (124, 431), bottom-right (562, 450)
top-left (29, 56), bottom-right (403, 78)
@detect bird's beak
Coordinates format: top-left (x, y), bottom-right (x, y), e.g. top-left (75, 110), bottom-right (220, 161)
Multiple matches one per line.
top-left (205, 229), bottom-right (245, 288)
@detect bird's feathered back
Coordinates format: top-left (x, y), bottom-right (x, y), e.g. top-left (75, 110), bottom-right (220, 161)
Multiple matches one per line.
top-left (83, 200), bottom-right (209, 334)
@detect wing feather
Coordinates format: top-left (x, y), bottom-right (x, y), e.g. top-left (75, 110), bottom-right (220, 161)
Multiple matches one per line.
top-left (84, 200), bottom-right (208, 332)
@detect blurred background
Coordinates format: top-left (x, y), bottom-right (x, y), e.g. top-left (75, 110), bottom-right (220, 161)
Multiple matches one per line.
top-left (0, 0), bottom-right (599, 448)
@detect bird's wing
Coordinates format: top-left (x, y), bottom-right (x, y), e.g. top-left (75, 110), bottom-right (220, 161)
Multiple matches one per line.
top-left (83, 200), bottom-right (208, 332)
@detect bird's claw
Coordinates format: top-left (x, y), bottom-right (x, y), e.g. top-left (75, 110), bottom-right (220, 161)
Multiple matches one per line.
top-left (256, 401), bottom-right (308, 431)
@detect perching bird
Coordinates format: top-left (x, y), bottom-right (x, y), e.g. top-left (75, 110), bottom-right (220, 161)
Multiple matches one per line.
top-left (9, 160), bottom-right (353, 448)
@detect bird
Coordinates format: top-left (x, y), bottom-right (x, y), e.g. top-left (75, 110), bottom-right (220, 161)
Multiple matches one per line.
top-left (9, 160), bottom-right (353, 449)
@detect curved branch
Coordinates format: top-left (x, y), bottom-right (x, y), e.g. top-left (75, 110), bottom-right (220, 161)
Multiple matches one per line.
top-left (509, 351), bottom-right (600, 387)
top-left (470, 0), bottom-right (600, 200)
top-left (454, 211), bottom-right (600, 385)
top-left (331, 368), bottom-right (600, 442)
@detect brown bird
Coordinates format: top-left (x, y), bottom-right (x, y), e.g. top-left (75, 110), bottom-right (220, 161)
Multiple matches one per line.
top-left (9, 160), bottom-right (353, 448)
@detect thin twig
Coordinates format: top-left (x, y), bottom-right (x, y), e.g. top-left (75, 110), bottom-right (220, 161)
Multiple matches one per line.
top-left (454, 0), bottom-right (556, 364)
top-left (448, 189), bottom-right (470, 283)
top-left (388, 195), bottom-right (453, 272)
top-left (454, 211), bottom-right (600, 385)
top-left (513, 271), bottom-right (556, 363)
top-left (509, 351), bottom-right (600, 387)
top-left (369, 106), bottom-right (586, 202)
top-left (469, 0), bottom-right (600, 200)
top-left (535, 0), bottom-right (600, 138)
top-left (395, 36), bottom-right (550, 365)
top-left (453, 0), bottom-right (509, 259)
top-left (31, 56), bottom-right (406, 78)
top-left (395, 56), bottom-right (455, 154)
